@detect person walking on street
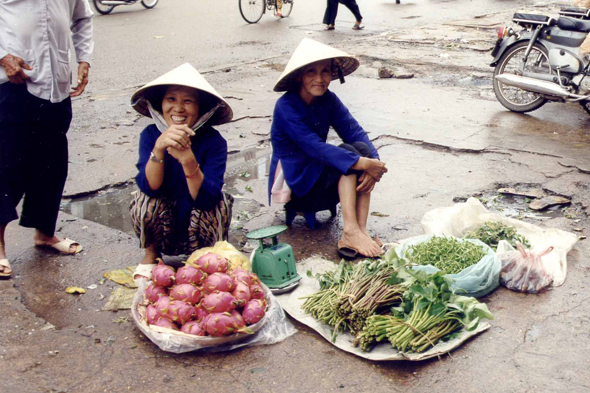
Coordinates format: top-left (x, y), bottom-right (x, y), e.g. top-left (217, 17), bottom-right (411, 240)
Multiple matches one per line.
top-left (0, 0), bottom-right (94, 278)
top-left (323, 0), bottom-right (364, 31)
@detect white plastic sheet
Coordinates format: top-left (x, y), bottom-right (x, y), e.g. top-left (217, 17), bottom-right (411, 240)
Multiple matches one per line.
top-left (275, 258), bottom-right (490, 361)
top-left (131, 279), bottom-right (297, 353)
top-left (420, 198), bottom-right (578, 286)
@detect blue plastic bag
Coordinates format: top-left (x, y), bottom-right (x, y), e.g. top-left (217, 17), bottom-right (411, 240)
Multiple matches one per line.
top-left (395, 234), bottom-right (501, 298)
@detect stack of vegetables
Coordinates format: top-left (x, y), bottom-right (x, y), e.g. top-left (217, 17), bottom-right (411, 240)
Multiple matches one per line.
top-left (143, 253), bottom-right (268, 337)
top-left (302, 250), bottom-right (494, 353)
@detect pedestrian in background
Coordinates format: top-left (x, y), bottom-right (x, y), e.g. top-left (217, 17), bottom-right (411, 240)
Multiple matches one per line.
top-left (0, 0), bottom-right (94, 278)
top-left (323, 0), bottom-right (364, 31)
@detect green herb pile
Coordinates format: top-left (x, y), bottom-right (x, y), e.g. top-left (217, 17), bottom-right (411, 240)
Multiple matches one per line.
top-left (464, 221), bottom-right (530, 249)
top-left (301, 250), bottom-right (494, 353)
top-left (405, 236), bottom-right (487, 274)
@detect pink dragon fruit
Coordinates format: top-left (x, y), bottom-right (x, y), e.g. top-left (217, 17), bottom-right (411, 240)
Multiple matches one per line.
top-left (169, 284), bottom-right (203, 304)
top-left (204, 272), bottom-right (236, 293)
top-left (168, 300), bottom-right (196, 325)
top-left (230, 310), bottom-right (246, 328)
top-left (249, 284), bottom-right (264, 300)
top-left (180, 320), bottom-right (206, 336)
top-left (195, 305), bottom-right (209, 322)
top-left (176, 265), bottom-right (207, 286)
top-left (145, 304), bottom-right (161, 324)
top-left (204, 312), bottom-right (253, 336)
top-left (242, 299), bottom-right (267, 325)
top-left (249, 272), bottom-right (261, 285)
top-left (232, 268), bottom-right (252, 286)
top-left (154, 295), bottom-right (173, 320)
top-left (152, 260), bottom-right (176, 287)
top-left (151, 317), bottom-right (178, 330)
top-left (145, 283), bottom-right (167, 303)
top-left (195, 253), bottom-right (229, 274)
top-left (201, 291), bottom-right (239, 313)
top-left (231, 282), bottom-right (251, 307)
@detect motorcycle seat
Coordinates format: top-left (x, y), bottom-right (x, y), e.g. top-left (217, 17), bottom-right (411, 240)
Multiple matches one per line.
top-left (560, 7), bottom-right (588, 14)
top-left (513, 13), bottom-right (553, 26)
top-left (557, 16), bottom-right (590, 32)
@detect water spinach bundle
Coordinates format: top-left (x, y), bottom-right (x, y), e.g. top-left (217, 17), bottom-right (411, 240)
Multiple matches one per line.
top-left (302, 251), bottom-right (494, 353)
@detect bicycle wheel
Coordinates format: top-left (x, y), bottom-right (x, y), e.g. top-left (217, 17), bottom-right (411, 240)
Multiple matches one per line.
top-left (141, 0), bottom-right (158, 9)
top-left (281, 0), bottom-right (293, 18)
top-left (93, 0), bottom-right (115, 15)
top-left (239, 0), bottom-right (265, 24)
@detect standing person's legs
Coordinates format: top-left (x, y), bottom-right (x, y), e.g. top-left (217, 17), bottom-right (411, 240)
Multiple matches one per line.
top-left (323, 0), bottom-right (339, 28)
top-left (341, 0), bottom-right (363, 28)
top-left (0, 83), bottom-right (33, 275)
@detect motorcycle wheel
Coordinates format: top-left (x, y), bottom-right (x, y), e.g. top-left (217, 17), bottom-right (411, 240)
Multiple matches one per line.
top-left (493, 41), bottom-right (550, 113)
top-left (141, 0), bottom-right (158, 9)
top-left (93, 0), bottom-right (115, 14)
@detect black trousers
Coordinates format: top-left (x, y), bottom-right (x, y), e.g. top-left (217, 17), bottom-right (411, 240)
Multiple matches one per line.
top-left (323, 0), bottom-right (363, 25)
top-left (0, 83), bottom-right (72, 236)
top-left (287, 141), bottom-right (372, 212)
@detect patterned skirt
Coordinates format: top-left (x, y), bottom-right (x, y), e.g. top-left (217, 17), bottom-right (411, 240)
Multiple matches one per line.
top-left (129, 191), bottom-right (233, 256)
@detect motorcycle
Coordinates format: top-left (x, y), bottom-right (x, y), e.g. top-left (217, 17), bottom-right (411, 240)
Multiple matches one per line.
top-left (490, 10), bottom-right (590, 115)
top-left (93, 0), bottom-right (158, 15)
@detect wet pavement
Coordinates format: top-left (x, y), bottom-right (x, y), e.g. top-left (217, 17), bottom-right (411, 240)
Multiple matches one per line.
top-left (2, 0), bottom-right (590, 392)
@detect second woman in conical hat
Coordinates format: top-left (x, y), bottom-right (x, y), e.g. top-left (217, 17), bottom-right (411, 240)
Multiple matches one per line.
top-left (269, 39), bottom-right (387, 258)
top-left (129, 63), bottom-right (234, 281)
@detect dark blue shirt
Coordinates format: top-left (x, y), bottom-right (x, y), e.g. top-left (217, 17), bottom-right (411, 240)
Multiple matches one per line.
top-left (135, 124), bottom-right (227, 236)
top-left (268, 90), bottom-right (379, 203)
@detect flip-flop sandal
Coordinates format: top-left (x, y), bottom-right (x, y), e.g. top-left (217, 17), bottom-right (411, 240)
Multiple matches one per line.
top-left (337, 240), bottom-right (359, 259)
top-left (133, 263), bottom-right (157, 282)
top-left (0, 259), bottom-right (11, 278)
top-left (36, 238), bottom-right (83, 255)
top-left (324, 25), bottom-right (335, 31)
top-left (352, 25), bottom-right (365, 30)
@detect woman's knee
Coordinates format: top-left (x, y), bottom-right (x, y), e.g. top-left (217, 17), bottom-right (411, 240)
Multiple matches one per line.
top-left (350, 141), bottom-right (372, 157)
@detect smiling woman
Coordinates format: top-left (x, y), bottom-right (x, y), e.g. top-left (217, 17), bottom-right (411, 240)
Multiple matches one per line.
top-left (128, 63), bottom-right (234, 282)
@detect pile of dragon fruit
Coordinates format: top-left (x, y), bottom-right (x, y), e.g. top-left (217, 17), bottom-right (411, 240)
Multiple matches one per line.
top-left (143, 253), bottom-right (268, 337)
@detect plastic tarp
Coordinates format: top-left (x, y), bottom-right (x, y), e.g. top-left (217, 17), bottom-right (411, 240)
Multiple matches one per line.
top-left (275, 258), bottom-right (490, 361)
top-left (420, 198), bottom-right (578, 286)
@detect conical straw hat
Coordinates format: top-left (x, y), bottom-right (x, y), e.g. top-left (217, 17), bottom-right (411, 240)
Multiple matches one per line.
top-left (273, 38), bottom-right (360, 92)
top-left (131, 63), bottom-right (233, 125)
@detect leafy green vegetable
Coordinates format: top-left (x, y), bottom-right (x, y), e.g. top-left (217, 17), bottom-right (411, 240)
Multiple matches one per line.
top-left (464, 221), bottom-right (530, 249)
top-left (405, 236), bottom-right (487, 274)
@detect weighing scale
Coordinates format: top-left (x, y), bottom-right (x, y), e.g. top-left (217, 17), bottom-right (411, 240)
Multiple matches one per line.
top-left (247, 225), bottom-right (301, 295)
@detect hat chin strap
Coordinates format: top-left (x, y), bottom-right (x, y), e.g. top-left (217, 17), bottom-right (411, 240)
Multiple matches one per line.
top-left (145, 99), bottom-right (224, 134)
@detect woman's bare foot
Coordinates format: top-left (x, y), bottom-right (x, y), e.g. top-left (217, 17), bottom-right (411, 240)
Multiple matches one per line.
top-left (339, 229), bottom-right (382, 257)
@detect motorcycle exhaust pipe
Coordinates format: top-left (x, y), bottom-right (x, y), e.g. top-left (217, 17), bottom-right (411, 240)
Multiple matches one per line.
top-left (495, 74), bottom-right (572, 97)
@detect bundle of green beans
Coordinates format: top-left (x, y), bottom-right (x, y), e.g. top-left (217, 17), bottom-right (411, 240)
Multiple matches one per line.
top-left (464, 221), bottom-right (530, 249)
top-left (405, 236), bottom-right (487, 274)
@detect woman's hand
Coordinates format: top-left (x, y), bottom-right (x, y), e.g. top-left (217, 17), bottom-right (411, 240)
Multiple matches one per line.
top-left (357, 172), bottom-right (377, 194)
top-left (154, 124), bottom-right (195, 154)
top-left (356, 158), bottom-right (387, 181)
top-left (167, 145), bottom-right (196, 166)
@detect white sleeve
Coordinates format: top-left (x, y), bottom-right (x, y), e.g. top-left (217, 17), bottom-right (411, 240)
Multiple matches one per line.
top-left (71, 0), bottom-right (94, 65)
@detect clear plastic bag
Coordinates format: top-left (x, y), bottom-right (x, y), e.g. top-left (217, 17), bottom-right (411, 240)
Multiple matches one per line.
top-left (131, 279), bottom-right (297, 353)
top-left (497, 241), bottom-right (554, 293)
top-left (395, 234), bottom-right (500, 298)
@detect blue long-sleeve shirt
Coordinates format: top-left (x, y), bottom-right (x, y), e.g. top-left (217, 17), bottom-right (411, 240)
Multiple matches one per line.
top-left (268, 90), bottom-right (379, 204)
top-left (135, 124), bottom-right (227, 236)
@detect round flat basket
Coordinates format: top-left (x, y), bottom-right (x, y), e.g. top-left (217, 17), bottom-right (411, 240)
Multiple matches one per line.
top-left (131, 282), bottom-right (271, 352)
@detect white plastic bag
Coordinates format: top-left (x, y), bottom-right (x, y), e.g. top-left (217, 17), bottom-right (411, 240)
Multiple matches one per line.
top-left (497, 241), bottom-right (554, 293)
top-left (131, 279), bottom-right (297, 353)
top-left (420, 198), bottom-right (578, 286)
top-left (395, 234), bottom-right (500, 298)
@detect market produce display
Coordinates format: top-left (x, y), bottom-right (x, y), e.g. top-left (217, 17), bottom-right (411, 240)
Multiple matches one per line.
top-left (141, 255), bottom-right (268, 337)
top-left (464, 221), bottom-right (530, 249)
top-left (405, 236), bottom-right (487, 274)
top-left (301, 250), bottom-right (494, 353)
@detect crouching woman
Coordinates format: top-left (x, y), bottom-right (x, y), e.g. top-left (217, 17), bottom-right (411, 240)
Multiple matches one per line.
top-left (129, 64), bottom-right (233, 280)
top-left (269, 39), bottom-right (387, 258)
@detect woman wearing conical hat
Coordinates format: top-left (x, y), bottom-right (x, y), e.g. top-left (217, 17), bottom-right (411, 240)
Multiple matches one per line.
top-left (269, 39), bottom-right (387, 258)
top-left (129, 63), bottom-right (234, 281)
